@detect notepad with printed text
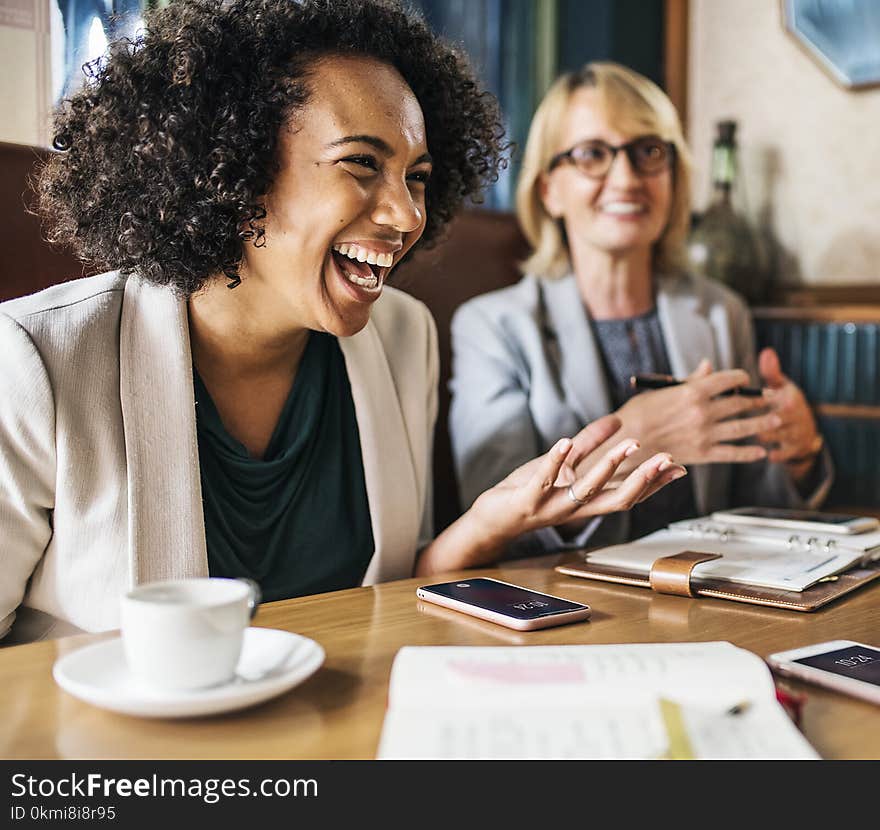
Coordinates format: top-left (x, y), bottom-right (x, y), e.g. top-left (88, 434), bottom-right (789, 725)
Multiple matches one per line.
top-left (376, 641), bottom-right (818, 760)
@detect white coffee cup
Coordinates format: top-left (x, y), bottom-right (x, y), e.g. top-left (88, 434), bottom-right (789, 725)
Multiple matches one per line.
top-left (120, 577), bottom-right (261, 691)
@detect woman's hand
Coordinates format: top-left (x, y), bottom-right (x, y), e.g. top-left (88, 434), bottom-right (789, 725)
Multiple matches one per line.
top-left (755, 347), bottom-right (823, 482)
top-left (415, 415), bottom-right (685, 576)
top-left (467, 414), bottom-right (685, 549)
top-left (612, 359), bottom-right (780, 468)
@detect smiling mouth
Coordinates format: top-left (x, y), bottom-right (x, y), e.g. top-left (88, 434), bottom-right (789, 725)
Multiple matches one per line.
top-left (600, 202), bottom-right (647, 216)
top-left (331, 243), bottom-right (394, 290)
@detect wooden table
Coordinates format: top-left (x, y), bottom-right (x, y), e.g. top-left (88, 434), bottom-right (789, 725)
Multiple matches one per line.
top-left (2, 552), bottom-right (879, 760)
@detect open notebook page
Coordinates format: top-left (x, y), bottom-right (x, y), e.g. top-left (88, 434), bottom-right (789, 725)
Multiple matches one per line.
top-left (675, 517), bottom-right (880, 558)
top-left (376, 642), bottom-right (818, 760)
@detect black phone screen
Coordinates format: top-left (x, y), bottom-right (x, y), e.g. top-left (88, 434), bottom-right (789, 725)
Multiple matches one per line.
top-left (419, 578), bottom-right (586, 620)
top-left (794, 644), bottom-right (880, 686)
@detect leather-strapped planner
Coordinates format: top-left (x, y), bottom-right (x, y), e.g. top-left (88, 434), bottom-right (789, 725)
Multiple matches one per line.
top-left (555, 517), bottom-right (880, 612)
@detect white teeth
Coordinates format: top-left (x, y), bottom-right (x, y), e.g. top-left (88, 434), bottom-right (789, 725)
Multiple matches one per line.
top-left (344, 271), bottom-right (379, 289)
top-left (332, 244), bottom-right (394, 268)
top-left (602, 202), bottom-right (645, 215)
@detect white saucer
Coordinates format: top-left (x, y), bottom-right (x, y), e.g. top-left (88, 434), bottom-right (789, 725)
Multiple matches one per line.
top-left (52, 627), bottom-right (324, 719)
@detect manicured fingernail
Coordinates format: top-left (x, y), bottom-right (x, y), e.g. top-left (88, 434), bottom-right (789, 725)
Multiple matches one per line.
top-left (555, 438), bottom-right (572, 456)
top-left (658, 456), bottom-right (673, 471)
top-left (625, 441), bottom-right (640, 457)
top-left (671, 467), bottom-right (687, 480)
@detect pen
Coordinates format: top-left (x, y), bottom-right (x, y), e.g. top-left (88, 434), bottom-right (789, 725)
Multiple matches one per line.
top-left (726, 700), bottom-right (752, 716)
top-left (630, 373), bottom-right (764, 398)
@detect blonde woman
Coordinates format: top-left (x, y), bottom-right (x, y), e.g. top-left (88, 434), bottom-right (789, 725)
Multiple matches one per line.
top-left (449, 62), bottom-right (830, 552)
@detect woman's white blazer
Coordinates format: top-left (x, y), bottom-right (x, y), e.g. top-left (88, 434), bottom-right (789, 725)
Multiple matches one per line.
top-left (0, 272), bottom-right (437, 641)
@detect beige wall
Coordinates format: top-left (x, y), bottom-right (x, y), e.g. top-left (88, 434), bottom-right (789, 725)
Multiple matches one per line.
top-left (0, 0), bottom-right (51, 147)
top-left (688, 0), bottom-right (880, 286)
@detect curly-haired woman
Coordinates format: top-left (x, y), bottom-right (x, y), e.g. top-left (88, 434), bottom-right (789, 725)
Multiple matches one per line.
top-left (0, 2), bottom-right (682, 642)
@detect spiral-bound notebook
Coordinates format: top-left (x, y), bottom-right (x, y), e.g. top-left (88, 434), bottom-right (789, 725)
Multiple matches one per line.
top-left (556, 516), bottom-right (880, 612)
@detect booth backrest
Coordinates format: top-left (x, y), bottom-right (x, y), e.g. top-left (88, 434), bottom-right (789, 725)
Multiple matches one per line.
top-left (0, 141), bottom-right (527, 531)
top-left (391, 209), bottom-right (529, 529)
top-left (0, 141), bottom-right (86, 302)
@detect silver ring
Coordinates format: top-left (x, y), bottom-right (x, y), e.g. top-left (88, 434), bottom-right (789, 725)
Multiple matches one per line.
top-left (567, 484), bottom-right (588, 506)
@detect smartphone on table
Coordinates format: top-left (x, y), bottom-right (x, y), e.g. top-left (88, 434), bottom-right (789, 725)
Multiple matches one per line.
top-left (710, 506), bottom-right (879, 535)
top-left (415, 577), bottom-right (591, 631)
top-left (766, 640), bottom-right (880, 705)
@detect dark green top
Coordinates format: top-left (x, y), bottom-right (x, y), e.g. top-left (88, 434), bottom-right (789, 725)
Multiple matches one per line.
top-left (193, 332), bottom-right (374, 602)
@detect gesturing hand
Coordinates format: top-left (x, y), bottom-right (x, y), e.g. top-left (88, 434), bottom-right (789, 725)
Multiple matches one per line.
top-left (756, 347), bottom-right (822, 475)
top-left (470, 414), bottom-right (687, 547)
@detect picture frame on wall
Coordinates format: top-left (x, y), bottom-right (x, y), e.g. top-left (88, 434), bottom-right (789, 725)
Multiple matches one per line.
top-left (782, 0), bottom-right (880, 90)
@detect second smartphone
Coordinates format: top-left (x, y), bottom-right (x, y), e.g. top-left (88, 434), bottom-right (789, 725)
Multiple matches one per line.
top-left (416, 577), bottom-right (591, 631)
top-left (766, 640), bottom-right (880, 705)
top-left (711, 506), bottom-right (879, 535)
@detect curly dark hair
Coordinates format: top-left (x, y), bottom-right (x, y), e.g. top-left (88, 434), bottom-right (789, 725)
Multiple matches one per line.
top-left (36, 0), bottom-right (508, 294)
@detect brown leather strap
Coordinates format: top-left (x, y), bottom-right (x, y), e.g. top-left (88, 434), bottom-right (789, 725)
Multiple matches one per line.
top-left (649, 551), bottom-right (723, 597)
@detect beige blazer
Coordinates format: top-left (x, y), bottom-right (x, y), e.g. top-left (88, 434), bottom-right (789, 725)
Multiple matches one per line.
top-left (0, 272), bottom-right (437, 642)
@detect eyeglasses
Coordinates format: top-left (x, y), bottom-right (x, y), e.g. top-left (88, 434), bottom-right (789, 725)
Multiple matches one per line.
top-left (547, 135), bottom-right (675, 179)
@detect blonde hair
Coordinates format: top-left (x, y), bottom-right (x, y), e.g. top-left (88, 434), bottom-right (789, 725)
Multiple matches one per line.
top-left (516, 61), bottom-right (692, 279)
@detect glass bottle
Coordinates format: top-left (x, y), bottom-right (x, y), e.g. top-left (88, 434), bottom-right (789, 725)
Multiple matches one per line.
top-left (687, 120), bottom-right (764, 303)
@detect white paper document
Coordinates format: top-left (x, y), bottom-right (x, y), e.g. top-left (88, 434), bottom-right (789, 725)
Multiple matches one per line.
top-left (376, 642), bottom-right (818, 760)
